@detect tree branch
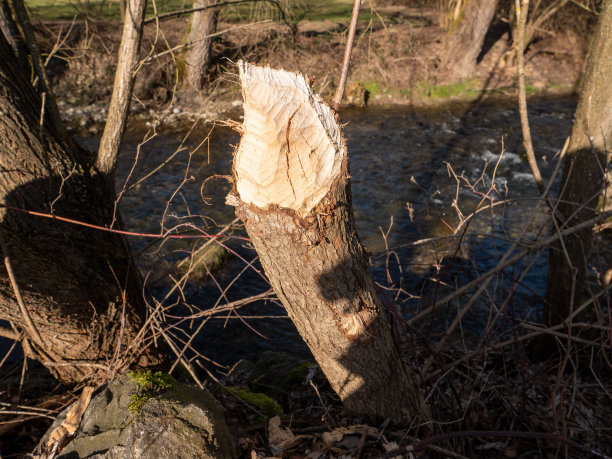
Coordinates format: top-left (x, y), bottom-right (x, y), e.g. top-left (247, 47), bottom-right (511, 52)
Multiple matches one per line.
top-left (0, 234), bottom-right (43, 347)
top-left (0, 325), bottom-right (20, 340)
top-left (515, 0), bottom-right (545, 194)
top-left (333, 0), bottom-right (360, 111)
top-left (96, 0), bottom-right (147, 175)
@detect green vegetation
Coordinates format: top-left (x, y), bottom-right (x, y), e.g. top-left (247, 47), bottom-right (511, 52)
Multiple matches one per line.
top-left (416, 78), bottom-right (481, 99)
top-left (25, 0), bottom-right (376, 22)
top-left (127, 370), bottom-right (175, 413)
top-left (25, 0), bottom-right (184, 20)
top-left (283, 361), bottom-right (314, 386)
top-left (362, 79), bottom-right (381, 97)
top-left (218, 0), bottom-right (373, 23)
top-left (226, 387), bottom-right (283, 416)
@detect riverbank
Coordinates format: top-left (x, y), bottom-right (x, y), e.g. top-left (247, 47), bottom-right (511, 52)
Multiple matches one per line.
top-left (33, 3), bottom-right (587, 137)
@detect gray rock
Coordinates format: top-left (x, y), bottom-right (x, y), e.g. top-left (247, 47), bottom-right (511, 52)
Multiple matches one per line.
top-left (37, 373), bottom-right (236, 458)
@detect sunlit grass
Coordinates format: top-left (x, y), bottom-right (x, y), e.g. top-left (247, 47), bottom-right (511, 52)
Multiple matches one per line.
top-left (26, 0), bottom-right (185, 20)
top-left (25, 0), bottom-right (374, 22)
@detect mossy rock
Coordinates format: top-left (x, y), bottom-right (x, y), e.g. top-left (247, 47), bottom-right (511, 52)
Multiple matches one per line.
top-left (36, 373), bottom-right (236, 458)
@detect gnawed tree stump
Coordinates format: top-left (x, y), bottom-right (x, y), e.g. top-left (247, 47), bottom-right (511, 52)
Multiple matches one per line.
top-left (226, 62), bottom-right (428, 423)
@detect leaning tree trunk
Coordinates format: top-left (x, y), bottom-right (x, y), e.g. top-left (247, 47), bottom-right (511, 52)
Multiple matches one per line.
top-left (226, 62), bottom-right (428, 424)
top-left (444, 0), bottom-right (499, 81)
top-left (539, 0), bottom-right (612, 356)
top-left (185, 0), bottom-right (218, 91)
top-left (0, 32), bottom-right (162, 384)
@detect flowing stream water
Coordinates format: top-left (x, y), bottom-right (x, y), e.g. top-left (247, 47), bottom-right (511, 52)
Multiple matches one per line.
top-left (83, 96), bottom-right (576, 366)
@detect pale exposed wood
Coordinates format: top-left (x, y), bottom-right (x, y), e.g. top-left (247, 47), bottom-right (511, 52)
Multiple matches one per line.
top-left (97, 0), bottom-right (147, 175)
top-left (229, 62), bottom-right (428, 423)
top-left (43, 386), bottom-right (95, 457)
top-left (234, 62), bottom-right (344, 215)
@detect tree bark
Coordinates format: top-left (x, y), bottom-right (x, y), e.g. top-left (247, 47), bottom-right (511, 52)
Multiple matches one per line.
top-left (444, 0), bottom-right (499, 81)
top-left (185, 0), bottom-right (218, 91)
top-left (226, 62), bottom-right (429, 424)
top-left (540, 0), bottom-right (612, 356)
top-left (97, 0), bottom-right (147, 176)
top-left (0, 0), bottom-right (25, 64)
top-left (0, 31), bottom-right (162, 384)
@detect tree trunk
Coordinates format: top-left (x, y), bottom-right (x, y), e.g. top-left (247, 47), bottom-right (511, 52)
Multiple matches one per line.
top-left (226, 62), bottom-right (429, 424)
top-left (0, 0), bottom-right (25, 65)
top-left (444, 0), bottom-right (499, 80)
top-left (185, 0), bottom-right (218, 91)
top-left (540, 0), bottom-right (612, 356)
top-left (0, 32), bottom-right (162, 384)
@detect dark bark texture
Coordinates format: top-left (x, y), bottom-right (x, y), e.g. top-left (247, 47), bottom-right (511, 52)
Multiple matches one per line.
top-left (0, 32), bottom-right (161, 384)
top-left (542, 0), bottom-right (612, 353)
top-left (444, 0), bottom-right (499, 80)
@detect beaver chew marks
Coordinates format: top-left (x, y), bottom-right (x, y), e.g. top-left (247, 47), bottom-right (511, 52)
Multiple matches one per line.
top-left (234, 61), bottom-right (344, 215)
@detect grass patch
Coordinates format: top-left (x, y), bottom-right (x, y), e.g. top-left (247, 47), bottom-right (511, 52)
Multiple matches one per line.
top-left (417, 78), bottom-right (481, 99)
top-left (26, 0), bottom-right (184, 20)
top-left (362, 78), bottom-right (381, 96)
top-left (27, 0), bottom-right (380, 23)
top-left (218, 0), bottom-right (374, 23)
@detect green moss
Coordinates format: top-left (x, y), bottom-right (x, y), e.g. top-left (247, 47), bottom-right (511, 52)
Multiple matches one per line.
top-left (226, 387), bottom-right (283, 416)
top-left (127, 370), bottom-right (175, 413)
top-left (283, 361), bottom-right (315, 386)
top-left (418, 78), bottom-right (481, 99)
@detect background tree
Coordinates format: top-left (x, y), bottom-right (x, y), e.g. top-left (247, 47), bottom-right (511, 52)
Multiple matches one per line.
top-left (443, 0), bottom-right (499, 80)
top-left (540, 0), bottom-right (612, 355)
top-left (185, 0), bottom-right (218, 90)
top-left (0, 0), bottom-right (162, 384)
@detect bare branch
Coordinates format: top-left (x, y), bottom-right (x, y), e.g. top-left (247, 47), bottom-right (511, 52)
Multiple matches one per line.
top-left (515, 0), bottom-right (545, 193)
top-left (0, 233), bottom-right (44, 347)
top-left (96, 0), bottom-right (147, 175)
top-left (333, 0), bottom-right (360, 111)
top-left (0, 325), bottom-right (19, 340)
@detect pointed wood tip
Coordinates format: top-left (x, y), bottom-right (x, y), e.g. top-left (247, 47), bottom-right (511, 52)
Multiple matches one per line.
top-left (233, 61), bottom-right (345, 215)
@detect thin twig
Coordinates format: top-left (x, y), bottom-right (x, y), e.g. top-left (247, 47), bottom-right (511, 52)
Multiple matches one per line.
top-left (0, 234), bottom-right (43, 347)
top-left (333, 0), bottom-right (361, 111)
top-left (0, 325), bottom-right (20, 341)
top-left (515, 0), bottom-right (545, 193)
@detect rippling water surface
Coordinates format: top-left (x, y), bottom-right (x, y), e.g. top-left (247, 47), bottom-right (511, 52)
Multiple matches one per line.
top-left (84, 97), bottom-right (577, 365)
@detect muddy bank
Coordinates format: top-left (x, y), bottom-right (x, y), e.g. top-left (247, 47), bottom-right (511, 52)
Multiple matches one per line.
top-left (33, 4), bottom-right (587, 136)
